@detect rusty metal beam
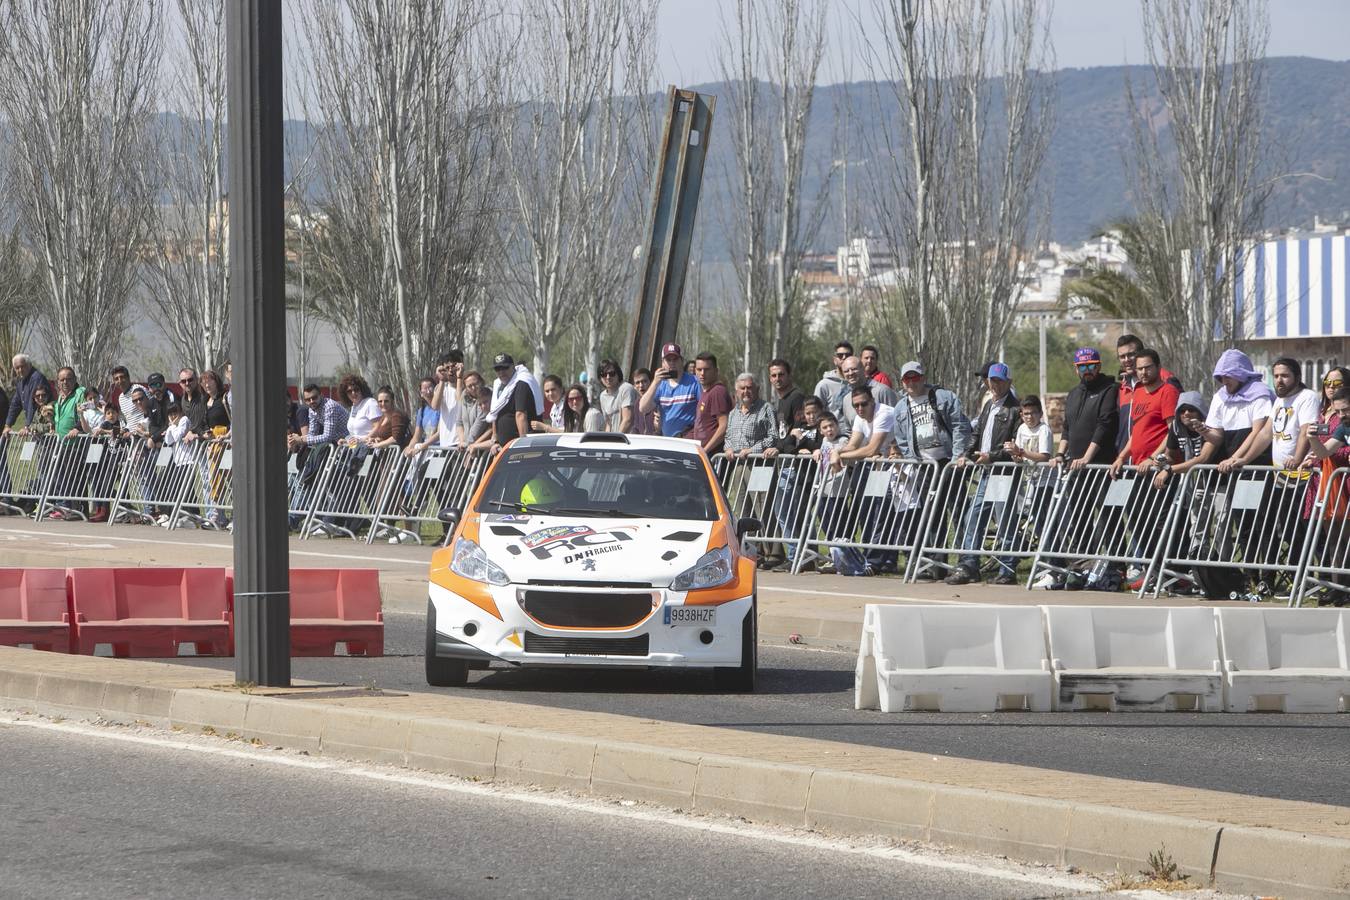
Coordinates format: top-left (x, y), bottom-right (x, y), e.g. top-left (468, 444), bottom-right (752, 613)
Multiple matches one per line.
top-left (624, 86), bottom-right (715, 376)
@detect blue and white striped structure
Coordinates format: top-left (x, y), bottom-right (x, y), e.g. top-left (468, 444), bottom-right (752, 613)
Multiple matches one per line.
top-left (1235, 232), bottom-right (1350, 339)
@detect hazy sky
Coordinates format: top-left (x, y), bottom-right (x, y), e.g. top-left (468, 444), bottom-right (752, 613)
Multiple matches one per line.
top-left (656, 0), bottom-right (1350, 86)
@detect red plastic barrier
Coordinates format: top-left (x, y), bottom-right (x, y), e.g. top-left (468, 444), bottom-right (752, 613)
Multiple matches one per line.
top-left (69, 568), bottom-right (231, 657)
top-left (286, 568), bottom-right (384, 657)
top-left (0, 568), bottom-right (73, 653)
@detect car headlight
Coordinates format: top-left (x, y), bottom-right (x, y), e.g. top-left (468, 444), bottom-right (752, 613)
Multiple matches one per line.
top-left (450, 538), bottom-right (510, 586)
top-left (671, 546), bottom-right (734, 592)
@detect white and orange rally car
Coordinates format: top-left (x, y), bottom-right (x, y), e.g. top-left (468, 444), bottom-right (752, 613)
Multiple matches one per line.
top-left (425, 432), bottom-right (760, 691)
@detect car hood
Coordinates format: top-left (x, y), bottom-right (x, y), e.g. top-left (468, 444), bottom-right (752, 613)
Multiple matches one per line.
top-left (475, 514), bottom-right (716, 586)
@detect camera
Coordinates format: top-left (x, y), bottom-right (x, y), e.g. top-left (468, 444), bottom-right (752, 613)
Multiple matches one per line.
top-left (1314, 424), bottom-right (1331, 437)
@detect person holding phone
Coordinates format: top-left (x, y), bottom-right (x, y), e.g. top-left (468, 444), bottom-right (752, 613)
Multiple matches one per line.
top-left (638, 342), bottom-right (701, 438)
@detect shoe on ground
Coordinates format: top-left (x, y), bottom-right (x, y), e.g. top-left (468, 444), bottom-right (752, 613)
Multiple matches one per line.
top-left (817, 562), bottom-right (837, 575)
top-left (944, 565), bottom-right (979, 586)
top-left (153, 514), bottom-right (170, 526)
top-left (912, 570), bottom-right (938, 582)
top-left (756, 554), bottom-right (783, 570)
top-left (796, 558), bottom-right (817, 573)
top-left (1031, 572), bottom-right (1058, 590)
top-left (46, 510), bottom-right (65, 520)
top-left (88, 510), bottom-right (108, 523)
top-left (991, 572), bottom-right (1018, 586)
top-left (1128, 575), bottom-right (1146, 591)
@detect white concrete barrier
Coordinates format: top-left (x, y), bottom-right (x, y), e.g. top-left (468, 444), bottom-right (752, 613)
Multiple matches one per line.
top-left (855, 604), bottom-right (1052, 713)
top-left (1043, 607), bottom-right (1222, 712)
top-left (1216, 608), bottom-right (1349, 713)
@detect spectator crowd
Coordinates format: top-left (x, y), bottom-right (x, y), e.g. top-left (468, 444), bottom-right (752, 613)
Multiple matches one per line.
top-left (3, 337), bottom-right (1349, 602)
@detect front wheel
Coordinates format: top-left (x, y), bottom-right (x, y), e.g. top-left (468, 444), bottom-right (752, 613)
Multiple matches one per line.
top-left (713, 603), bottom-right (757, 693)
top-left (425, 599), bottom-right (468, 687)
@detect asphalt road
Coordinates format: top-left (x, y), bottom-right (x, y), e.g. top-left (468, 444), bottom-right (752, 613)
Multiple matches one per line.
top-left (179, 611), bottom-right (1350, 809)
top-left (0, 718), bottom-right (1111, 900)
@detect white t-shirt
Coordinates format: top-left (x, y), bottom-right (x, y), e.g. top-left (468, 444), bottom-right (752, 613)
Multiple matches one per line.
top-left (1205, 393), bottom-right (1272, 432)
top-left (1016, 421), bottom-right (1055, 485)
top-left (346, 397), bottom-right (382, 440)
top-left (1269, 388), bottom-right (1320, 467)
top-left (854, 402), bottom-right (896, 454)
top-left (598, 382), bottom-right (639, 432)
top-left (437, 385), bottom-right (462, 448)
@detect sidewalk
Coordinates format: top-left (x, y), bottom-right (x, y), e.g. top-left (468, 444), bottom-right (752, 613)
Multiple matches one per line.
top-left (0, 645), bottom-right (1344, 899)
top-left (0, 517), bottom-right (1245, 650)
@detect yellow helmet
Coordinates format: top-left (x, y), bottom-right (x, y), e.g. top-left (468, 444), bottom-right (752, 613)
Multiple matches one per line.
top-left (520, 477), bottom-right (562, 508)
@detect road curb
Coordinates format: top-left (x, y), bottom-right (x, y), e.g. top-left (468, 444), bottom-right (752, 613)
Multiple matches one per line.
top-left (2, 657), bottom-right (1347, 899)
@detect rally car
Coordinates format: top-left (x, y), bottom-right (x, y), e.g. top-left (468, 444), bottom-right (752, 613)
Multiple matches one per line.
top-left (425, 432), bottom-right (761, 691)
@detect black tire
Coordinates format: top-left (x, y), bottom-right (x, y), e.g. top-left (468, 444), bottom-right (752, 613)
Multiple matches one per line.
top-left (713, 603), bottom-right (757, 693)
top-left (425, 600), bottom-right (468, 687)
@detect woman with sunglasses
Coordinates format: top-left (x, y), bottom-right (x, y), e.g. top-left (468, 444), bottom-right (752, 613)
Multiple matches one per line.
top-left (562, 384), bottom-right (604, 433)
top-left (337, 374), bottom-right (380, 444)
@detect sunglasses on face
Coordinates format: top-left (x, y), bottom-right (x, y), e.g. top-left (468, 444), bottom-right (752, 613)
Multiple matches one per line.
top-left (834, 352), bottom-right (848, 359)
top-left (1326, 379), bottom-right (1344, 388)
top-left (1076, 363), bottom-right (1099, 372)
top-left (901, 374), bottom-right (922, 382)
top-left (567, 395), bottom-right (584, 402)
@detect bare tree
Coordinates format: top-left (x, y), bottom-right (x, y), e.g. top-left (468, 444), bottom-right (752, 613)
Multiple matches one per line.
top-left (864, 0), bottom-right (1053, 407)
top-left (296, 0), bottom-right (500, 403)
top-left (0, 230), bottom-right (42, 367)
top-left (144, 0), bottom-right (229, 373)
top-left (718, 0), bottom-right (831, 373)
top-left (1126, 0), bottom-right (1269, 391)
top-left (0, 0), bottom-right (161, 379)
top-left (494, 0), bottom-right (657, 379)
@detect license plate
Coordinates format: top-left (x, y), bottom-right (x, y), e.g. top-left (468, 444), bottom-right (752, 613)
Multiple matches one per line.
top-left (664, 606), bottom-right (715, 626)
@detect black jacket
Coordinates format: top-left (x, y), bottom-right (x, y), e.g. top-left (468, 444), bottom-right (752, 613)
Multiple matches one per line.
top-left (1064, 373), bottom-right (1119, 463)
top-left (967, 392), bottom-right (1020, 462)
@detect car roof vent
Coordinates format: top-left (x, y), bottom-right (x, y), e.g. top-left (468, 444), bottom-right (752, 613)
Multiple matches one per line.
top-left (578, 432), bottom-right (630, 444)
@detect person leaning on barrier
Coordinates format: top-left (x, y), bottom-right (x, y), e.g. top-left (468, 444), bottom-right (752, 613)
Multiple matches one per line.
top-left (838, 355), bottom-right (898, 437)
top-left (366, 387), bottom-right (411, 450)
top-left (723, 373), bottom-right (777, 458)
top-left (1208, 349), bottom-right (1274, 472)
top-left (4, 354), bottom-right (53, 435)
top-left (404, 377), bottom-right (441, 459)
top-left (1053, 348), bottom-right (1118, 469)
top-left (1145, 392), bottom-right (1222, 489)
top-left (947, 362), bottom-right (1020, 586)
top-left (1108, 348), bottom-right (1178, 479)
top-left (838, 386), bottom-right (899, 574)
top-left (178, 368), bottom-right (207, 436)
top-left (767, 358), bottom-right (807, 438)
top-left (1303, 387), bottom-right (1350, 465)
top-left (891, 361), bottom-right (972, 465)
top-left (760, 397), bottom-right (825, 572)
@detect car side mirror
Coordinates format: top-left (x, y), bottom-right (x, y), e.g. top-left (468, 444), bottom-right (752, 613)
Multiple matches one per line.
top-left (437, 507), bottom-right (461, 526)
top-left (736, 517), bottom-right (761, 539)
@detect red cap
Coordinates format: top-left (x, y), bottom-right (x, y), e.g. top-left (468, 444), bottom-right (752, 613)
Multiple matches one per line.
top-left (660, 342), bottom-right (683, 359)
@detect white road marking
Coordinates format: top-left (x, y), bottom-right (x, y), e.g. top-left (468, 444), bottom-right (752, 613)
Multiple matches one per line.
top-left (0, 524), bottom-right (428, 567)
top-left (0, 711), bottom-right (1114, 894)
top-left (758, 585), bottom-right (974, 606)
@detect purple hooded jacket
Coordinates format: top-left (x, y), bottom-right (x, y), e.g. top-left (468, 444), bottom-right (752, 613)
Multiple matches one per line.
top-left (1211, 349), bottom-right (1275, 406)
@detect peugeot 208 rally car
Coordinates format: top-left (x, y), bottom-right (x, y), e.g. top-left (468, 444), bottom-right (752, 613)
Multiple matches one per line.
top-left (425, 432), bottom-right (760, 691)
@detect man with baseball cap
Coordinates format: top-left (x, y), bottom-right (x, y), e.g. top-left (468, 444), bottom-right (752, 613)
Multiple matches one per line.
top-left (947, 361), bottom-right (1021, 585)
top-left (1057, 348), bottom-right (1118, 469)
top-left (639, 342), bottom-right (701, 438)
top-left (486, 352), bottom-right (543, 447)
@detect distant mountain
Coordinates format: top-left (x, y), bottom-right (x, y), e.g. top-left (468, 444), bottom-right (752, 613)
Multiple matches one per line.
top-left (678, 56), bottom-right (1350, 255)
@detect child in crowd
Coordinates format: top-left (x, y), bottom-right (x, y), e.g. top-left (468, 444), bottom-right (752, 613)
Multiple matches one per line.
top-left (1006, 395), bottom-right (1056, 552)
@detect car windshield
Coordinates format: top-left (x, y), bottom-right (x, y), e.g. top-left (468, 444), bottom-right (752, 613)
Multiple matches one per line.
top-left (476, 446), bottom-right (719, 521)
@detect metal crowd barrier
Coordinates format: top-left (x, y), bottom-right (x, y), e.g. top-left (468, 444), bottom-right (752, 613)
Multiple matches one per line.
top-left (0, 432), bottom-right (60, 516)
top-left (367, 446), bottom-right (490, 545)
top-left (791, 457), bottom-right (940, 577)
top-left (912, 461), bottom-right (1060, 583)
top-left (1152, 464), bottom-right (1313, 602)
top-left (1293, 467), bottom-right (1350, 607)
top-left (1027, 463), bottom-right (1181, 593)
top-left (109, 437), bottom-right (200, 526)
top-left (36, 434), bottom-right (125, 522)
top-left (173, 437), bottom-right (234, 530)
top-left (711, 452), bottom-right (820, 565)
top-left (298, 443), bottom-right (406, 540)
